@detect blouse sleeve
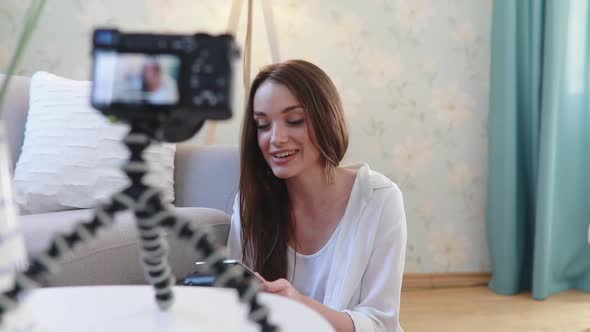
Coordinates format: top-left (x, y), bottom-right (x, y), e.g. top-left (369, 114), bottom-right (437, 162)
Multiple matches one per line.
top-left (342, 185), bottom-right (407, 332)
top-left (225, 193), bottom-right (243, 262)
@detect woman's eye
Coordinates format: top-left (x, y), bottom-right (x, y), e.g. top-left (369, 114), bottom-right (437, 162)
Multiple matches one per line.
top-left (287, 119), bottom-right (304, 126)
top-left (256, 123), bottom-right (271, 130)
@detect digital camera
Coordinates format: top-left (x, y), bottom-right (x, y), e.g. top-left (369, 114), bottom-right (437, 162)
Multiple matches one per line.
top-left (90, 28), bottom-right (240, 142)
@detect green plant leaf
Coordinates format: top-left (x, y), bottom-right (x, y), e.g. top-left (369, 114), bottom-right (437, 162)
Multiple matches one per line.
top-left (0, 0), bottom-right (47, 112)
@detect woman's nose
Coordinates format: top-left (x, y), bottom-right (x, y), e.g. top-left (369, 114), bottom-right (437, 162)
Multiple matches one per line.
top-left (270, 124), bottom-right (288, 145)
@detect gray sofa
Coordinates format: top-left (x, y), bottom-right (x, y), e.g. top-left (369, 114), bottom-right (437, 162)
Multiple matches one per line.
top-left (1, 75), bottom-right (239, 286)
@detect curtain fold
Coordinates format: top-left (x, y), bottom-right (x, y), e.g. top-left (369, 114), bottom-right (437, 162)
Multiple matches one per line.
top-left (487, 0), bottom-right (590, 300)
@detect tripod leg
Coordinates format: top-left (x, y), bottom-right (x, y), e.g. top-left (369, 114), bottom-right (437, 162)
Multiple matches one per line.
top-left (139, 196), bottom-right (278, 332)
top-left (133, 187), bottom-right (175, 310)
top-left (167, 215), bottom-right (277, 332)
top-left (0, 193), bottom-right (130, 322)
top-left (119, 131), bottom-right (178, 310)
top-left (117, 130), bottom-right (276, 330)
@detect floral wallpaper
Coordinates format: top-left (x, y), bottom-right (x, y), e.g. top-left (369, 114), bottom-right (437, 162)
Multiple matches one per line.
top-left (1, 0), bottom-right (492, 273)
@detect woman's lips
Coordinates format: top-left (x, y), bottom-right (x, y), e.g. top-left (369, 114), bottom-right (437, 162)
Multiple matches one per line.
top-left (270, 150), bottom-right (298, 165)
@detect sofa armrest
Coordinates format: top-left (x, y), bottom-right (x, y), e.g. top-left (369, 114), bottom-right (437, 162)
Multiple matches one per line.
top-left (174, 144), bottom-right (240, 214)
top-left (20, 207), bottom-right (230, 286)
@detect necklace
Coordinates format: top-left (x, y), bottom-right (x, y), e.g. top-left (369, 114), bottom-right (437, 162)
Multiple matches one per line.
top-left (291, 245), bottom-right (297, 284)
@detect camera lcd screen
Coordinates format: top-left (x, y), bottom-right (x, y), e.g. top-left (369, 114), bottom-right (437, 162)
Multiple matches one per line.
top-left (93, 51), bottom-right (181, 106)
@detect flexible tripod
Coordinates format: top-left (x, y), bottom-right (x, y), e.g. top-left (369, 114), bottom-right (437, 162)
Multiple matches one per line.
top-left (0, 123), bottom-right (278, 332)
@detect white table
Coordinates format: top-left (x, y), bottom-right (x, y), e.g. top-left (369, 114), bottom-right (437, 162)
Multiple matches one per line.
top-left (27, 285), bottom-right (334, 332)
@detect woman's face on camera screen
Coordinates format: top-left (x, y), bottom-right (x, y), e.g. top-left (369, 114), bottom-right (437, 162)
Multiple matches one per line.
top-left (253, 81), bottom-right (321, 180)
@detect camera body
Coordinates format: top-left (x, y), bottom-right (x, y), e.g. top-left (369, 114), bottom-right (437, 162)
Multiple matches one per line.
top-left (91, 28), bottom-right (239, 142)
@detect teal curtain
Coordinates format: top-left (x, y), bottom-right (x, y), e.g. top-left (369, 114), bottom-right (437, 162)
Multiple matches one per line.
top-left (487, 0), bottom-right (590, 300)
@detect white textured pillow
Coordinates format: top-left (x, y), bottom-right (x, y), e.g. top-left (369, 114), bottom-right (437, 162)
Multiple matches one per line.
top-left (13, 72), bottom-right (176, 214)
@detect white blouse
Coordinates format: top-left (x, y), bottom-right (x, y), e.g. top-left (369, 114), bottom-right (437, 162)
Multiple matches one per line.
top-left (227, 163), bottom-right (407, 332)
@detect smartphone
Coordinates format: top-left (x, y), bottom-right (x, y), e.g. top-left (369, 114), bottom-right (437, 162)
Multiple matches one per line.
top-left (215, 259), bottom-right (258, 279)
top-left (184, 259), bottom-right (260, 287)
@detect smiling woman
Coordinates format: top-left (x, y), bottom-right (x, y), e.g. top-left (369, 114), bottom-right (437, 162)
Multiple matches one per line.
top-left (253, 84), bottom-right (321, 181)
top-left (226, 59), bottom-right (407, 332)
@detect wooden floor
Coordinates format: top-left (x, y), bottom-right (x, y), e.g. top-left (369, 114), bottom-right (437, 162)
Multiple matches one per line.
top-left (400, 287), bottom-right (590, 331)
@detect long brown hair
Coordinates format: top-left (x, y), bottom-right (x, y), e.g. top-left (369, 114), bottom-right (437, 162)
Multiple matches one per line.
top-left (239, 59), bottom-right (348, 281)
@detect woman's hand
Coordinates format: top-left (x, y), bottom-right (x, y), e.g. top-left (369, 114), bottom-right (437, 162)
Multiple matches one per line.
top-left (255, 272), bottom-right (303, 303)
top-left (255, 272), bottom-right (354, 332)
